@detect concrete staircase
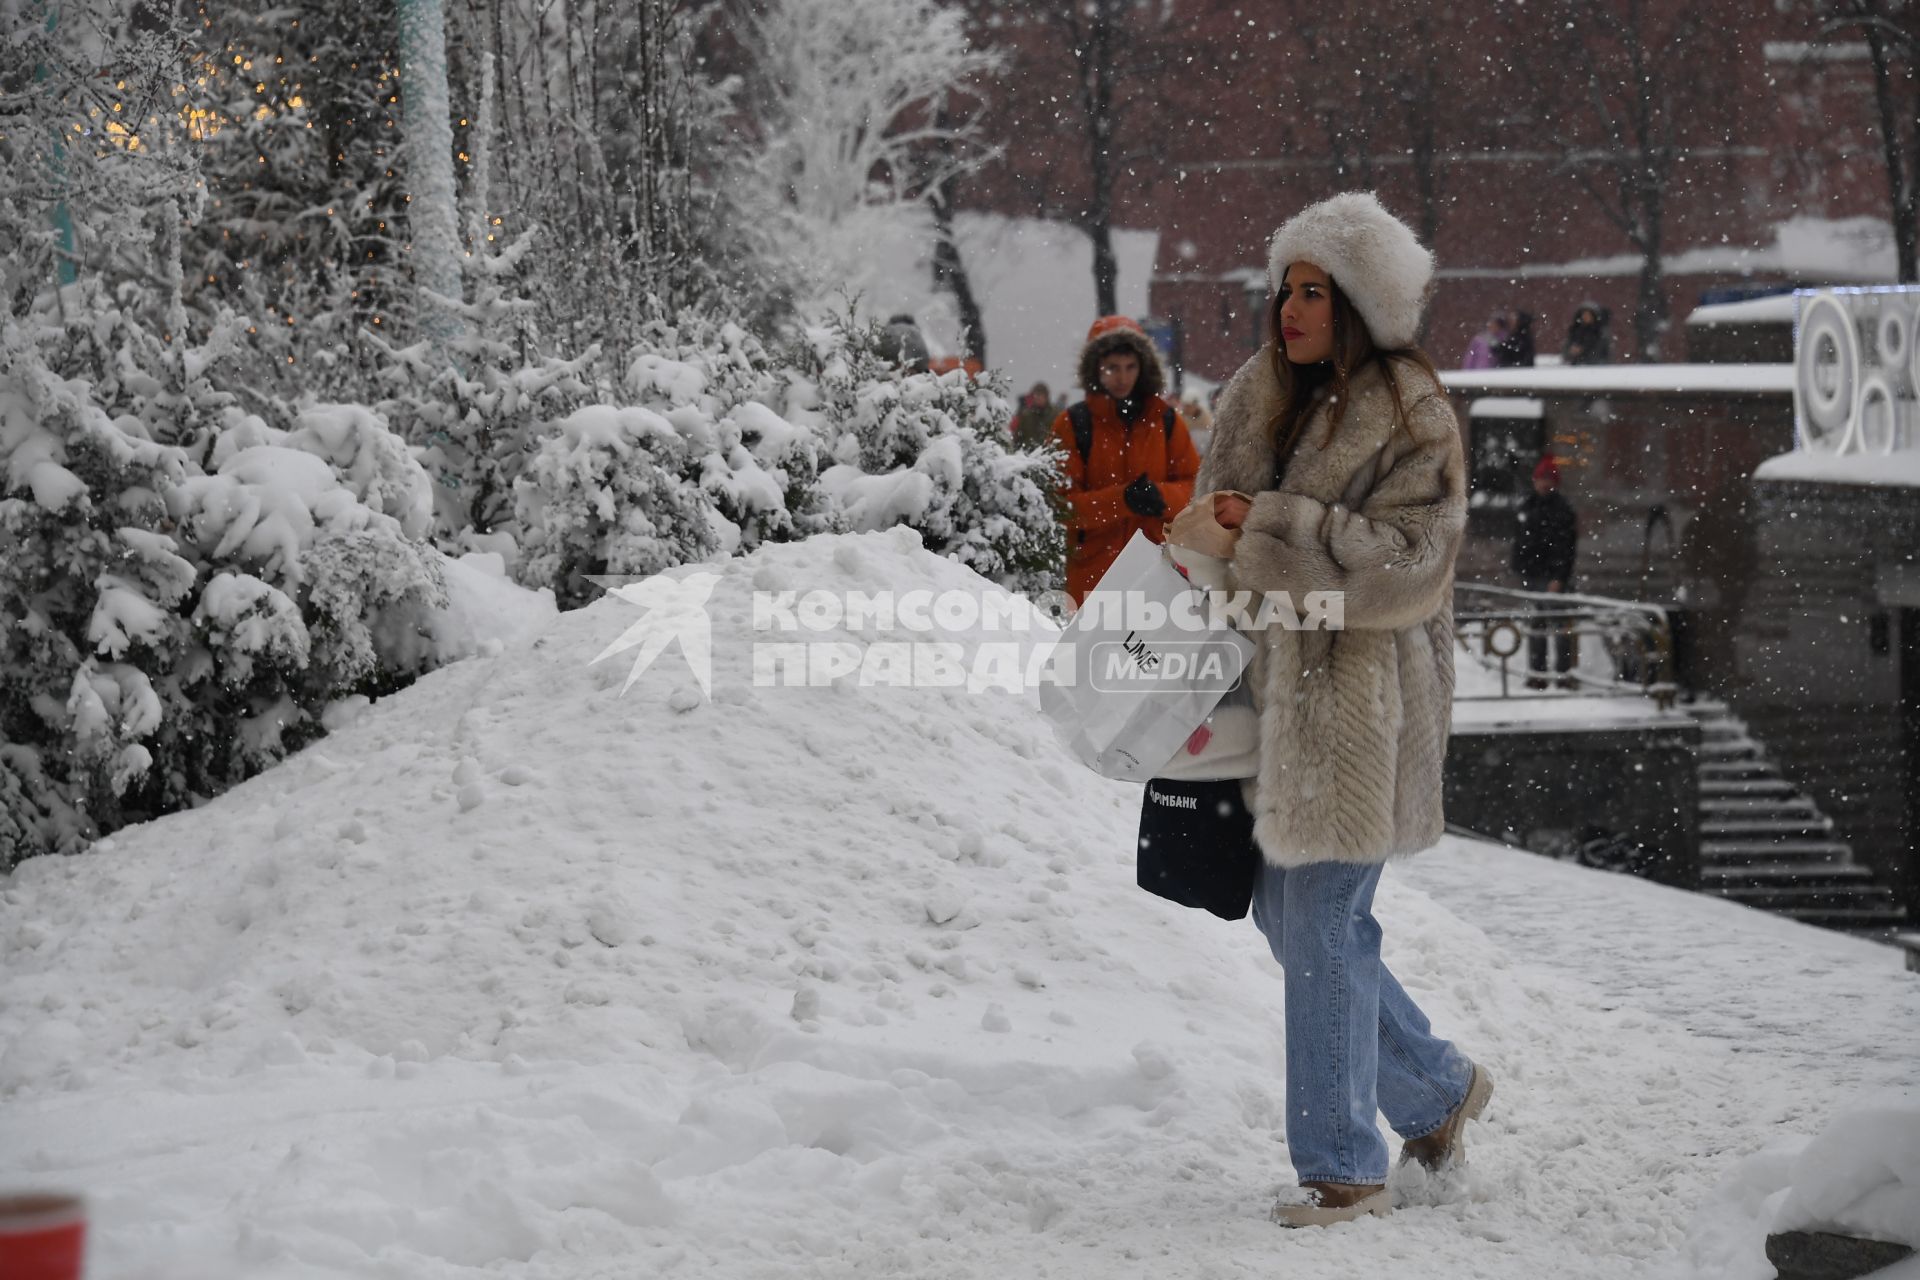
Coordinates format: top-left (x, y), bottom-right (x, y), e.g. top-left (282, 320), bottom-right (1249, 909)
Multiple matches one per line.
top-left (1688, 700), bottom-right (1910, 934)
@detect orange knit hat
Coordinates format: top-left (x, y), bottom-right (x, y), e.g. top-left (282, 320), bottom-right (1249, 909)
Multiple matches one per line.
top-left (1085, 315), bottom-right (1146, 343)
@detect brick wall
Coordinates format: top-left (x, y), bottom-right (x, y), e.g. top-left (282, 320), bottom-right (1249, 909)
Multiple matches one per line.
top-left (958, 0), bottom-right (1895, 383)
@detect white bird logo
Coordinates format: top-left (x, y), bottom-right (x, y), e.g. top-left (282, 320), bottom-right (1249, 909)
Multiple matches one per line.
top-left (587, 571), bottom-right (723, 698)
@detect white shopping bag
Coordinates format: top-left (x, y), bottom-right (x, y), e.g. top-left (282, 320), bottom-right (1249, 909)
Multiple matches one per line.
top-left (1038, 531), bottom-right (1255, 782)
top-left (1152, 678), bottom-right (1260, 781)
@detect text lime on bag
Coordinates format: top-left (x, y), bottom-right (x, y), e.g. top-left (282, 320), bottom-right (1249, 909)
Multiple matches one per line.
top-left (1038, 530), bottom-right (1255, 782)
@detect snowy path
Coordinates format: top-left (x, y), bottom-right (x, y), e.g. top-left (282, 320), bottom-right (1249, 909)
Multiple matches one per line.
top-left (3, 532), bottom-right (1915, 1279)
top-left (1402, 843), bottom-right (1920, 1102)
top-left (1400, 844), bottom-right (1920, 1279)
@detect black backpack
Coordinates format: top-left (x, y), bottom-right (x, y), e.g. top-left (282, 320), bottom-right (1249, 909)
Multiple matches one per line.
top-left (1067, 400), bottom-right (1178, 465)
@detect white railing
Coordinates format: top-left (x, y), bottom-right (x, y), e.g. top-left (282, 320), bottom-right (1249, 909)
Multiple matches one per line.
top-left (1454, 582), bottom-right (1677, 705)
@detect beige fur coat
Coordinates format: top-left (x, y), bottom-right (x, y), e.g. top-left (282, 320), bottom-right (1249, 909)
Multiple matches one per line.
top-left (1196, 352), bottom-right (1467, 867)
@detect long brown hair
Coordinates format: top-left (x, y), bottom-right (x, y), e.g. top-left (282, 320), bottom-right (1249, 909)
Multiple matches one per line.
top-left (1267, 271), bottom-right (1439, 464)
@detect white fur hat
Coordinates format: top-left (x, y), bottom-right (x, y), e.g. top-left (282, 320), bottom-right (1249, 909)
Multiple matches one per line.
top-left (1266, 192), bottom-right (1434, 351)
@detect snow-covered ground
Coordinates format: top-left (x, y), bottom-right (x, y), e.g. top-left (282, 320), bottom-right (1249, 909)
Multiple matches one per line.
top-left (3, 530), bottom-right (1916, 1279)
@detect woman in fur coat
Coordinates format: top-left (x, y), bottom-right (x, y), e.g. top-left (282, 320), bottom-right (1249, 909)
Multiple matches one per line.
top-left (1196, 192), bottom-right (1492, 1227)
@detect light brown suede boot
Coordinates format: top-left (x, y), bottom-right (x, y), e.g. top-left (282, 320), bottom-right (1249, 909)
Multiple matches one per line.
top-left (1399, 1062), bottom-right (1494, 1172)
top-left (1269, 1181), bottom-right (1391, 1228)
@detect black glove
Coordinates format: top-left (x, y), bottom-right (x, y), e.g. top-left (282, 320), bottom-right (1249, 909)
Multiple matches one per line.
top-left (1123, 473), bottom-right (1166, 519)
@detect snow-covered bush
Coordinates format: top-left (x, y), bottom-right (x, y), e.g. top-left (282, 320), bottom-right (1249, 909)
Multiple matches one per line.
top-left (512, 313), bottom-right (834, 608)
top-left (513, 403), bottom-right (724, 611)
top-left (373, 223), bottom-right (604, 549)
top-left (485, 305), bottom-right (1067, 609)
top-left (284, 403), bottom-right (437, 540)
top-left (1, 323), bottom-right (188, 858)
top-left (788, 313), bottom-right (1062, 596)
top-left (0, 309), bottom-right (446, 867)
top-left (625, 314), bottom-right (833, 554)
top-left (159, 400), bottom-right (450, 746)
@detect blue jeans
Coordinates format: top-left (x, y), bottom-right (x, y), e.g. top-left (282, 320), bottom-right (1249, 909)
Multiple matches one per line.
top-left (1249, 859), bottom-right (1474, 1185)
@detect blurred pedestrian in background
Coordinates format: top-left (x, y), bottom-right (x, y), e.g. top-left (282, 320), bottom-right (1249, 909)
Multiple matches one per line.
top-left (1460, 310), bottom-right (1509, 369)
top-left (1512, 454), bottom-right (1580, 688)
top-left (879, 313), bottom-right (931, 373)
top-left (1008, 381), bottom-right (1054, 451)
top-left (1494, 308), bottom-right (1535, 367)
top-left (1563, 303), bottom-right (1611, 365)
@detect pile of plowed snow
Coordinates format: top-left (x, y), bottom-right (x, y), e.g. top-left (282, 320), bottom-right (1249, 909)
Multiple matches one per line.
top-left (3, 528), bottom-right (1916, 1280)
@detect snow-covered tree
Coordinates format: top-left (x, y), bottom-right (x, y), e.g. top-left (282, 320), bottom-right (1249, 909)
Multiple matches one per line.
top-left (439, 0), bottom-right (757, 366)
top-left (1519, 0), bottom-right (1743, 359)
top-left (185, 5), bottom-right (411, 398)
top-left (630, 313), bottom-right (834, 555)
top-left (2, 38), bottom-right (448, 865)
top-left (370, 55), bottom-right (605, 552)
top-left (508, 307), bottom-right (1061, 609)
top-left (0, 320), bottom-right (188, 858)
top-left (954, 0), bottom-right (1182, 317)
top-left (1808, 0), bottom-right (1920, 281)
top-left (397, 0), bottom-right (464, 360)
top-left (512, 403), bottom-right (722, 611)
top-left (373, 275), bottom-right (598, 551)
top-left (1, 1), bottom-right (203, 305)
top-left (738, 0), bottom-right (1000, 317)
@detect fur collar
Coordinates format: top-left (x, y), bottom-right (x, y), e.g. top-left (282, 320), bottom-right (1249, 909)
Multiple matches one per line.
top-left (1198, 350), bottom-right (1442, 505)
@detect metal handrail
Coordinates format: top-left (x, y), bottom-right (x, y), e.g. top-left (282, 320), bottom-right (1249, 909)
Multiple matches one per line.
top-left (1454, 582), bottom-right (1678, 707)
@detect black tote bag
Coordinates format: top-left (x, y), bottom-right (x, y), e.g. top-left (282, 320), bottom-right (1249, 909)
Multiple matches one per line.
top-left (1136, 777), bottom-right (1261, 920)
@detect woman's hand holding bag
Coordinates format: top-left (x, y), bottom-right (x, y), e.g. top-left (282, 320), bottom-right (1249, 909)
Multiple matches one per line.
top-left (1211, 491), bottom-right (1252, 531)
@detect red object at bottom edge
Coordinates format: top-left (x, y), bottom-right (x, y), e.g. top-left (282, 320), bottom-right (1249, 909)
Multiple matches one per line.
top-left (0, 1193), bottom-right (88, 1280)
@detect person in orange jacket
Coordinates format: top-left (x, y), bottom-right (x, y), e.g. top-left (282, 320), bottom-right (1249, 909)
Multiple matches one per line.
top-left (1052, 316), bottom-right (1202, 602)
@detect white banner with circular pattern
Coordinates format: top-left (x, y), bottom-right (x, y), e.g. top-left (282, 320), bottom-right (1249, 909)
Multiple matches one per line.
top-left (1794, 288), bottom-right (1920, 456)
